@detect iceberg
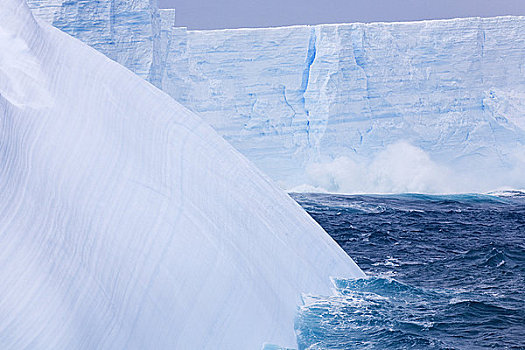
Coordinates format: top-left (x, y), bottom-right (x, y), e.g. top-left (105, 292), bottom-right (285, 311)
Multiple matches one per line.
top-left (182, 20), bottom-right (525, 193)
top-left (27, 0), bottom-right (525, 193)
top-left (0, 1), bottom-right (364, 349)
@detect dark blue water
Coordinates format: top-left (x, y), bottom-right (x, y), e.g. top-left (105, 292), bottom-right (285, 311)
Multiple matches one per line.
top-left (292, 192), bottom-right (525, 350)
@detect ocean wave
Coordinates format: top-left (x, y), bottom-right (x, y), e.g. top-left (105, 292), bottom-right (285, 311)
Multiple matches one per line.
top-left (486, 189), bottom-right (525, 198)
top-left (296, 277), bottom-right (523, 349)
top-left (294, 194), bottom-right (525, 349)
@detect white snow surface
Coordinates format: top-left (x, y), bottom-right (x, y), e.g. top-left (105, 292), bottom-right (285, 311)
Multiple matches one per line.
top-left (26, 1), bottom-right (525, 194)
top-left (0, 1), bottom-right (364, 349)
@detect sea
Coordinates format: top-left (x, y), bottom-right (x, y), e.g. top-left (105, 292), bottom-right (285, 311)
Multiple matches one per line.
top-left (291, 191), bottom-right (525, 350)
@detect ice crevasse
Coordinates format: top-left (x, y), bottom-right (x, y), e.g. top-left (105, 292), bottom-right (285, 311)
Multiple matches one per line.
top-left (0, 0), bottom-right (364, 349)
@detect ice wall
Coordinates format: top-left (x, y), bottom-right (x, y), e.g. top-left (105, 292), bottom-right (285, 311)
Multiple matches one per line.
top-left (28, 0), bottom-right (525, 193)
top-left (182, 19), bottom-right (525, 193)
top-left (27, 0), bottom-right (162, 82)
top-left (0, 1), bottom-right (364, 348)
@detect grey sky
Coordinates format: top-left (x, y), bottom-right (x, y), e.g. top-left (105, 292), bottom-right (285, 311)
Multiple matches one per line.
top-left (158, 0), bottom-right (525, 30)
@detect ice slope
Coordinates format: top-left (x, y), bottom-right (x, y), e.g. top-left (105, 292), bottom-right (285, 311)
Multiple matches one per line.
top-left (27, 1), bottom-right (525, 193)
top-left (0, 1), bottom-right (364, 349)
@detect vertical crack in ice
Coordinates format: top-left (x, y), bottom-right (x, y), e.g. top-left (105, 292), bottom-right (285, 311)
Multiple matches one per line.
top-left (300, 27), bottom-right (317, 146)
top-left (281, 85), bottom-right (297, 123)
top-left (477, 20), bottom-right (486, 91)
top-left (109, 0), bottom-right (116, 47)
top-left (147, 5), bottom-right (162, 87)
top-left (351, 26), bottom-right (370, 102)
top-left (478, 20), bottom-right (486, 59)
top-left (300, 27), bottom-right (317, 98)
top-left (157, 11), bottom-right (175, 90)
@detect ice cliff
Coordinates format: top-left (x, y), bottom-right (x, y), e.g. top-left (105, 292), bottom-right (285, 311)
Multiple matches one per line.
top-left (0, 0), bottom-right (364, 348)
top-left (27, 0), bottom-right (525, 193)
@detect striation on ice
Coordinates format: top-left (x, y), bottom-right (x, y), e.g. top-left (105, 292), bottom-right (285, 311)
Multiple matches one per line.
top-left (0, 0), bottom-right (364, 349)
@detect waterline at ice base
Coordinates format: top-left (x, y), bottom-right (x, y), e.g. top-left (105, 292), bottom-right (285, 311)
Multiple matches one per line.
top-left (0, 0), bottom-right (363, 348)
top-left (27, 0), bottom-right (525, 194)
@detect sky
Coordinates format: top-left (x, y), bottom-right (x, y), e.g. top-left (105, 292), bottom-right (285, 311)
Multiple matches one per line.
top-left (158, 0), bottom-right (525, 30)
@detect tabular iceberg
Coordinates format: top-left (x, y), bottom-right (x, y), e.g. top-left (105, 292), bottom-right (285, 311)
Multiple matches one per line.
top-left (183, 20), bottom-right (525, 194)
top-left (0, 1), bottom-right (364, 348)
top-left (27, 0), bottom-right (525, 193)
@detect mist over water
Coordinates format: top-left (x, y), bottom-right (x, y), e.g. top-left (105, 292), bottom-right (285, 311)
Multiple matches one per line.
top-left (297, 142), bottom-right (525, 195)
top-left (293, 192), bottom-right (525, 349)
